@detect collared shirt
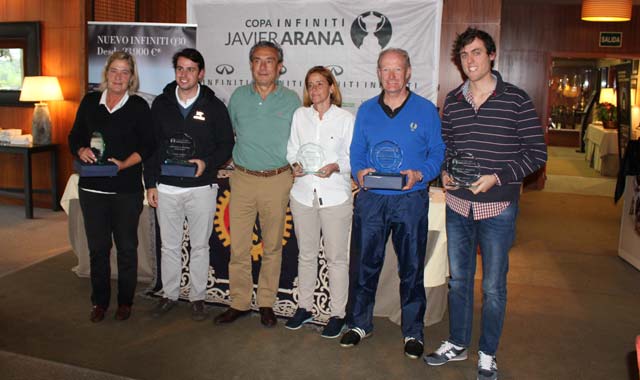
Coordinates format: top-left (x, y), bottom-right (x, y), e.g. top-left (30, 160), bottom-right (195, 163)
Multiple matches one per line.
top-left (286, 104), bottom-right (355, 208)
top-left (445, 76), bottom-right (510, 220)
top-left (99, 90), bottom-right (130, 114)
top-left (228, 81), bottom-right (300, 171)
top-left (377, 89), bottom-right (411, 118)
top-left (175, 83), bottom-right (200, 108)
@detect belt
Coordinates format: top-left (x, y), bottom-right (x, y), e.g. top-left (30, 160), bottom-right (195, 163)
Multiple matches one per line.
top-left (234, 163), bottom-right (291, 177)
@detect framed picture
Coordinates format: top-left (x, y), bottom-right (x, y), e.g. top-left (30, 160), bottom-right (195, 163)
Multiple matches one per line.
top-left (0, 22), bottom-right (41, 107)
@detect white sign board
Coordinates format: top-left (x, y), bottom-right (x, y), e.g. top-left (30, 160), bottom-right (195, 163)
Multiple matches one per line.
top-left (188, 0), bottom-right (442, 113)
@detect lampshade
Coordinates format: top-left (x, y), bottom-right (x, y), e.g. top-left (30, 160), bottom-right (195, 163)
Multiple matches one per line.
top-left (599, 87), bottom-right (617, 106)
top-left (581, 0), bottom-right (632, 22)
top-left (19, 76), bottom-right (64, 102)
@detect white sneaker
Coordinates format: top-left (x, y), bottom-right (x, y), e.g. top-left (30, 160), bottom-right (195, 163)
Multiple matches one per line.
top-left (424, 340), bottom-right (468, 366)
top-left (477, 351), bottom-right (498, 380)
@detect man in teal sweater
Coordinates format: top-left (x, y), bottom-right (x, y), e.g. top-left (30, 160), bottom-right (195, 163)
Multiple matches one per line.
top-left (213, 41), bottom-right (300, 328)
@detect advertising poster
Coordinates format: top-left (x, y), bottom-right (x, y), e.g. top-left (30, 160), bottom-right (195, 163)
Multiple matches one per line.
top-left (187, 0), bottom-right (443, 112)
top-left (87, 22), bottom-right (197, 104)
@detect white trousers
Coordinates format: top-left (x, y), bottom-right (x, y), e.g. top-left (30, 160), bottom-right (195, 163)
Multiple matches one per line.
top-left (289, 195), bottom-right (352, 318)
top-left (157, 185), bottom-right (217, 301)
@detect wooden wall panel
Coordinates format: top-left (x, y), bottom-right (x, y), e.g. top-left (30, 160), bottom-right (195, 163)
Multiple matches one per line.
top-left (138, 0), bottom-right (186, 23)
top-left (0, 0), bottom-right (86, 208)
top-left (438, 0), bottom-right (502, 109)
top-left (93, 0), bottom-right (136, 21)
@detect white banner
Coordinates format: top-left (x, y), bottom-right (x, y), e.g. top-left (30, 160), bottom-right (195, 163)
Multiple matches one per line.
top-left (188, 0), bottom-right (442, 113)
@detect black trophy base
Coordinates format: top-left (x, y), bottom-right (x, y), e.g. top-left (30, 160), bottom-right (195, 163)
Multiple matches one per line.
top-left (363, 172), bottom-right (406, 190)
top-left (74, 160), bottom-right (119, 177)
top-left (161, 163), bottom-right (197, 177)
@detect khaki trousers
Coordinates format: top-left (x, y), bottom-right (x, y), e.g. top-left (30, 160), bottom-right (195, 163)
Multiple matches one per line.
top-left (289, 195), bottom-right (352, 318)
top-left (228, 169), bottom-right (293, 310)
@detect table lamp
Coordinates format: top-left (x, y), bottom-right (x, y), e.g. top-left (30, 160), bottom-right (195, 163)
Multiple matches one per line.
top-left (19, 76), bottom-right (64, 145)
top-left (599, 87), bottom-right (617, 106)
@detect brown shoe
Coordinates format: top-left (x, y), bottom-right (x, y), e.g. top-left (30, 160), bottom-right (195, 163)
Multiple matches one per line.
top-left (213, 307), bottom-right (250, 325)
top-left (115, 305), bottom-right (132, 321)
top-left (259, 307), bottom-right (277, 328)
top-left (90, 305), bottom-right (106, 323)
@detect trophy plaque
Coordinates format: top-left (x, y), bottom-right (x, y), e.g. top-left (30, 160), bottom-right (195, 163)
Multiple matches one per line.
top-left (296, 143), bottom-right (326, 175)
top-left (74, 131), bottom-right (118, 177)
top-left (363, 140), bottom-right (406, 190)
top-left (445, 150), bottom-right (482, 188)
top-left (161, 133), bottom-right (197, 177)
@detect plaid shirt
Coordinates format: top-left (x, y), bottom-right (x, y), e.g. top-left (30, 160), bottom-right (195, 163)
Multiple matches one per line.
top-left (446, 192), bottom-right (510, 220)
top-left (445, 79), bottom-right (510, 221)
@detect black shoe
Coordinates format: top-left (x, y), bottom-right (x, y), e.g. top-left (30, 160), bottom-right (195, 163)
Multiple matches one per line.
top-left (339, 328), bottom-right (370, 347)
top-left (259, 307), bottom-right (277, 327)
top-left (213, 307), bottom-right (250, 325)
top-left (190, 300), bottom-right (208, 322)
top-left (321, 317), bottom-right (345, 338)
top-left (284, 308), bottom-right (313, 330)
top-left (151, 298), bottom-right (177, 318)
top-left (404, 337), bottom-right (424, 359)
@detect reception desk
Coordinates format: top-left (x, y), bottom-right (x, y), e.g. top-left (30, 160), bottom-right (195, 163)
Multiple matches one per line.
top-left (585, 123), bottom-right (619, 176)
top-left (62, 174), bottom-right (448, 326)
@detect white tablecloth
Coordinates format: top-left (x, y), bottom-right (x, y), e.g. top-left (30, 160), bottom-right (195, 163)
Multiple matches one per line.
top-left (585, 123), bottom-right (619, 176)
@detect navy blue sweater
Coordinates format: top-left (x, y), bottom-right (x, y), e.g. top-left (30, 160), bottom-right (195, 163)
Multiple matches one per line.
top-left (143, 82), bottom-right (234, 189)
top-left (442, 71), bottom-right (547, 203)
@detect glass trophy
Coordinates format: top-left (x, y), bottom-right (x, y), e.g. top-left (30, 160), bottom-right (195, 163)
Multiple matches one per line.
top-left (296, 143), bottom-right (326, 175)
top-left (74, 131), bottom-right (118, 177)
top-left (161, 133), bottom-right (197, 177)
top-left (90, 132), bottom-right (107, 163)
top-left (363, 140), bottom-right (406, 190)
top-left (445, 150), bottom-right (482, 188)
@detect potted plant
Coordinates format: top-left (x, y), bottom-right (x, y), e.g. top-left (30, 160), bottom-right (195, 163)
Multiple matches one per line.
top-left (595, 102), bottom-right (617, 129)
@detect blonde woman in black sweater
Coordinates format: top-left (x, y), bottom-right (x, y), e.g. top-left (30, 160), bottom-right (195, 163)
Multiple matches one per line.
top-left (68, 51), bottom-right (155, 323)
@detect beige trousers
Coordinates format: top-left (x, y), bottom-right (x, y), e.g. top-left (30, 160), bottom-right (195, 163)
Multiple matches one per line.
top-left (228, 169), bottom-right (293, 310)
top-left (289, 195), bottom-right (352, 318)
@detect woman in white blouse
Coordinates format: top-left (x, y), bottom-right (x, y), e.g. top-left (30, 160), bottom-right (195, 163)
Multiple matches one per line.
top-left (285, 66), bottom-right (355, 338)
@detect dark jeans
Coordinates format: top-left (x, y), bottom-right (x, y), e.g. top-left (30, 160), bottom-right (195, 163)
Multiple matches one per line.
top-left (79, 189), bottom-right (143, 308)
top-left (446, 202), bottom-right (518, 355)
top-left (349, 189), bottom-right (429, 340)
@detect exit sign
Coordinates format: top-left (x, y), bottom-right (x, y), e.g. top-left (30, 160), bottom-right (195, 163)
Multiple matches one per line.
top-left (600, 32), bottom-right (622, 47)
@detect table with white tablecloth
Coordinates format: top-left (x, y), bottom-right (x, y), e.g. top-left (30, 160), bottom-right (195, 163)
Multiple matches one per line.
top-left (585, 123), bottom-right (619, 176)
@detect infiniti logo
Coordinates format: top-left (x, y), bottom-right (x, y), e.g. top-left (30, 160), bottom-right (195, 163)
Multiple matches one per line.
top-left (215, 64), bottom-right (234, 75)
top-left (326, 65), bottom-right (344, 76)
